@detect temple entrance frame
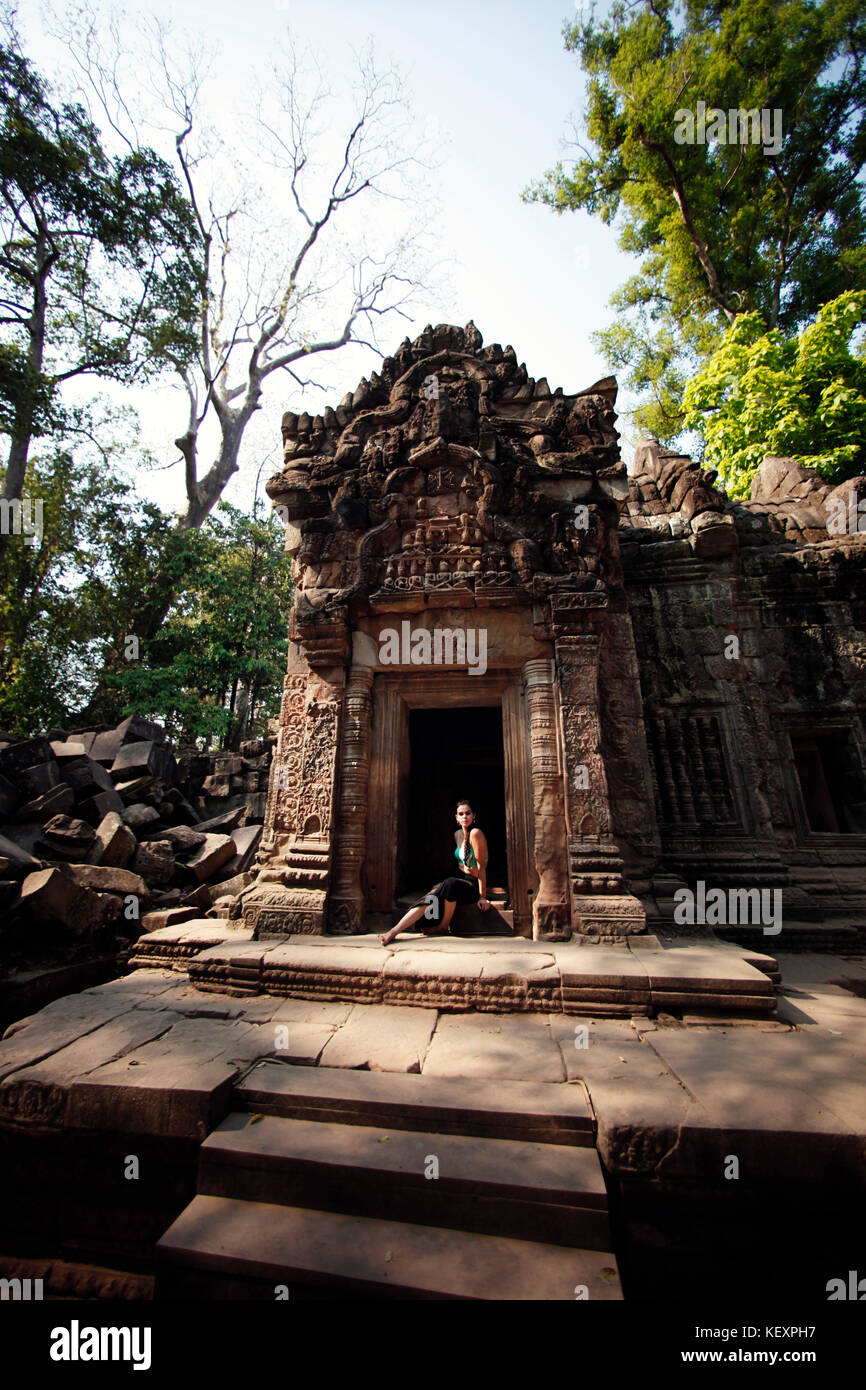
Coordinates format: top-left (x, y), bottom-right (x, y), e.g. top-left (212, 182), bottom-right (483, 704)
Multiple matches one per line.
top-left (363, 670), bottom-right (538, 936)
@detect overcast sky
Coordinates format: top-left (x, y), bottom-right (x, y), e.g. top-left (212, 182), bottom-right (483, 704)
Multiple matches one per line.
top-left (22, 0), bottom-right (637, 512)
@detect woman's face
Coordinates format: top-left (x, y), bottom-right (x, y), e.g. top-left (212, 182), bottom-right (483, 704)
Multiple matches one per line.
top-left (456, 805), bottom-right (474, 829)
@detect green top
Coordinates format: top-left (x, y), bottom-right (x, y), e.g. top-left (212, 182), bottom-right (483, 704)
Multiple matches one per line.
top-left (455, 833), bottom-right (478, 870)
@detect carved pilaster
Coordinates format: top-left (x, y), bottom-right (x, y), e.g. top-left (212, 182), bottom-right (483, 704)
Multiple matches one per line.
top-left (328, 665), bottom-right (374, 934)
top-left (503, 680), bottom-right (537, 937)
top-left (523, 658), bottom-right (571, 939)
top-left (556, 633), bottom-right (646, 936)
top-left (364, 682), bottom-right (410, 914)
top-left (244, 673), bottom-right (343, 936)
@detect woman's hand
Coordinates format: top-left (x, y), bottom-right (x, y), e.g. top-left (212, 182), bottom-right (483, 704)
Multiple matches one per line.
top-left (478, 897), bottom-right (490, 911)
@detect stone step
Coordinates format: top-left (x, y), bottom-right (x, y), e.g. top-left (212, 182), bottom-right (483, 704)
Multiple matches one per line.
top-left (155, 1194), bottom-right (622, 1300)
top-left (237, 1062), bottom-right (595, 1146)
top-left (198, 1112), bottom-right (611, 1248)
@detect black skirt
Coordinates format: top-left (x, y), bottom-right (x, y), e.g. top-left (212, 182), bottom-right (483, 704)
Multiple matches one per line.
top-left (410, 873), bottom-right (480, 926)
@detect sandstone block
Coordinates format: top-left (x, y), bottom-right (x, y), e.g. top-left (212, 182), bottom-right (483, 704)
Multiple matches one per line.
top-left (14, 783), bottom-right (74, 822)
top-left (18, 868), bottom-right (114, 933)
top-left (16, 760), bottom-right (61, 800)
top-left (185, 834), bottom-right (237, 883)
top-left (110, 740), bottom-right (176, 784)
top-left (37, 814), bottom-right (96, 859)
top-left (67, 864), bottom-right (148, 897)
top-left (123, 803), bottom-right (160, 829)
top-left (132, 840), bottom-right (175, 887)
top-left (89, 811), bottom-right (137, 868)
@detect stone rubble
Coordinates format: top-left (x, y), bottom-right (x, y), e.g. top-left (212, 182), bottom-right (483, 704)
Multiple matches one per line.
top-left (0, 716), bottom-right (274, 976)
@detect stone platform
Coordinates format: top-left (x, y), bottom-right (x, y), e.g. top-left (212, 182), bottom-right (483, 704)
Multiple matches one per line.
top-left (127, 923), bottom-right (780, 1017)
top-left (0, 947), bottom-right (863, 1299)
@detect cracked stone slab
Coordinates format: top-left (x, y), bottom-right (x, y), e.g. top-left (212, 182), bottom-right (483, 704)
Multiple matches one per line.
top-left (478, 953), bottom-right (557, 982)
top-left (0, 992), bottom-right (160, 1080)
top-left (554, 949), bottom-right (650, 988)
top-left (318, 1004), bottom-right (436, 1073)
top-left (65, 1017), bottom-right (275, 1137)
top-left (628, 946), bottom-right (774, 995)
top-left (422, 1013), bottom-right (565, 1082)
top-left (269, 998), bottom-right (354, 1026)
top-left (262, 943), bottom-right (390, 975)
top-left (383, 952), bottom-right (485, 981)
top-left (133, 985), bottom-right (281, 1021)
top-left (0, 1009), bottom-right (182, 1127)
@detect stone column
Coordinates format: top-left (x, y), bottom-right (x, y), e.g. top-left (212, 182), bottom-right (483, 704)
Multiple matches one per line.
top-left (556, 632), bottom-right (646, 935)
top-left (523, 658), bottom-right (571, 939)
top-left (243, 670), bottom-right (343, 937)
top-left (328, 665), bottom-right (374, 934)
top-left (502, 680), bottom-right (537, 938)
top-left (364, 681), bottom-right (410, 916)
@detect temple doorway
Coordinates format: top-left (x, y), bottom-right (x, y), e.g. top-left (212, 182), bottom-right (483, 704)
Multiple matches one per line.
top-left (403, 706), bottom-right (509, 897)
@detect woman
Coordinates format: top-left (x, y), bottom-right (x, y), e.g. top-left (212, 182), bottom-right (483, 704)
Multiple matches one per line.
top-left (379, 798), bottom-right (491, 946)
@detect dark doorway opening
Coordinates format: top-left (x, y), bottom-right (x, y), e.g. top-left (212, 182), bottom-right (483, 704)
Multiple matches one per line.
top-left (792, 730), bottom-right (866, 833)
top-left (403, 706), bottom-right (508, 897)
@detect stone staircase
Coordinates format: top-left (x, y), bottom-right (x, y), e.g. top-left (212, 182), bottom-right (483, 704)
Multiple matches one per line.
top-left (394, 886), bottom-right (514, 937)
top-left (154, 1062), bottom-right (622, 1300)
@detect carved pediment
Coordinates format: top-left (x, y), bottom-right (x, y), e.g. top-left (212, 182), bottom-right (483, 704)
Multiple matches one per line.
top-left (268, 322), bottom-right (626, 645)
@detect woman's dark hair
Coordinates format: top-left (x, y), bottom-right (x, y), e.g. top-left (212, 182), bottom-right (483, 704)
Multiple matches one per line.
top-left (456, 798), bottom-right (474, 859)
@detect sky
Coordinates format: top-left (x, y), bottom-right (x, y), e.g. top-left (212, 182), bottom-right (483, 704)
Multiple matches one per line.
top-left (20, 0), bottom-right (638, 514)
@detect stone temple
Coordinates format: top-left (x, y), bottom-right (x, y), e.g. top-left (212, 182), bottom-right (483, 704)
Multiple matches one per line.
top-left (240, 321), bottom-right (866, 949)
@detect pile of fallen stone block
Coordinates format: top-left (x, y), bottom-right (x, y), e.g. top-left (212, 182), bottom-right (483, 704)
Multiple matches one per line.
top-left (0, 716), bottom-right (272, 951)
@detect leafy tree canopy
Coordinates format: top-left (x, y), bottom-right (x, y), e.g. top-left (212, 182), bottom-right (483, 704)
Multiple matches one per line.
top-left (525, 0), bottom-right (866, 440)
top-left (681, 289), bottom-right (866, 496)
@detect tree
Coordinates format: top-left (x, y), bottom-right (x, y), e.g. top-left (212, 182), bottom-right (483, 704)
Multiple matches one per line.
top-left (0, 23), bottom-right (201, 555)
top-left (682, 290), bottom-right (866, 496)
top-left (525, 0), bottom-right (866, 440)
top-left (107, 500), bottom-right (294, 746)
top-left (0, 404), bottom-right (162, 730)
top-left (53, 4), bottom-right (434, 558)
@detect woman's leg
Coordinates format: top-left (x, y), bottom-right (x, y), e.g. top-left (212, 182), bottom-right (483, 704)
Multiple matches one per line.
top-left (379, 901), bottom-right (430, 946)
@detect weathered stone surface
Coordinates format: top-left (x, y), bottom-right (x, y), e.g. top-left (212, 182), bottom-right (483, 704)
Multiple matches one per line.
top-left (14, 783), bottom-right (74, 822)
top-left (141, 907), bottom-right (201, 932)
top-left (0, 737), bottom-right (54, 777)
top-left (66, 864), bottom-right (147, 897)
top-left (110, 740), bottom-right (175, 784)
top-left (88, 811), bottom-right (136, 869)
top-left (37, 814), bottom-right (96, 858)
top-left (123, 803), bottom-right (160, 829)
top-left (185, 833), bottom-right (236, 883)
top-left (422, 1013), bottom-right (565, 1081)
top-left (0, 833), bottom-right (40, 874)
top-left (132, 840), bottom-right (175, 887)
top-left (17, 868), bottom-right (114, 933)
top-left (318, 1003), bottom-right (436, 1073)
top-left (158, 825), bottom-right (207, 855)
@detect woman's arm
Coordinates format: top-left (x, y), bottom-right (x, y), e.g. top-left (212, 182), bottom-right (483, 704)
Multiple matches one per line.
top-left (471, 829), bottom-right (488, 904)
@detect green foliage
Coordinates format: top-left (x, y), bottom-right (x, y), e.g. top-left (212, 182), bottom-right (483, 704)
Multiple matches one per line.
top-left (0, 403), bottom-right (293, 741)
top-left (106, 500), bottom-right (294, 745)
top-left (0, 413), bottom-right (147, 730)
top-left (681, 291), bottom-right (866, 496)
top-left (525, 0), bottom-right (866, 439)
top-left (0, 33), bottom-right (201, 456)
